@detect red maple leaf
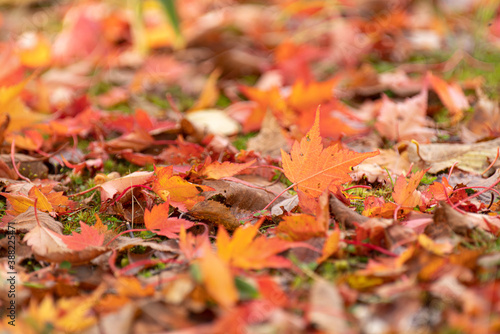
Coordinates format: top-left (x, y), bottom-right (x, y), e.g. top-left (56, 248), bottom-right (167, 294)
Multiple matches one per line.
top-left (144, 201), bottom-right (194, 238)
top-left (61, 221), bottom-right (106, 251)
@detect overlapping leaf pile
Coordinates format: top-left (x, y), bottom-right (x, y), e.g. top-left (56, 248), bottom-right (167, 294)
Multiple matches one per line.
top-left (1, 1), bottom-right (500, 333)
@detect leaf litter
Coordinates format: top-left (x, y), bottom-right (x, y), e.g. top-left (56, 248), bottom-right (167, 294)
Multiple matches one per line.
top-left (1, 1), bottom-right (500, 333)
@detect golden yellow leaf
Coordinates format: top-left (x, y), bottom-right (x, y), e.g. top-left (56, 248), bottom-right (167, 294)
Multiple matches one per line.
top-left (198, 245), bottom-right (238, 308)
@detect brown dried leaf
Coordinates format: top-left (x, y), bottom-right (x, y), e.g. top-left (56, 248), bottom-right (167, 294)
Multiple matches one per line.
top-left (2, 206), bottom-right (63, 233)
top-left (309, 278), bottom-right (349, 333)
top-left (0, 153), bottom-right (49, 179)
top-left (188, 200), bottom-right (240, 231)
top-left (407, 138), bottom-right (500, 173)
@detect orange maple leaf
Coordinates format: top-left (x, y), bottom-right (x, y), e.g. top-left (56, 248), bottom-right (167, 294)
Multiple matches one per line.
top-left (281, 110), bottom-right (379, 197)
top-left (152, 165), bottom-right (214, 210)
top-left (144, 201), bottom-right (194, 238)
top-left (217, 219), bottom-right (297, 270)
top-left (276, 214), bottom-right (326, 241)
top-left (197, 243), bottom-right (238, 308)
top-left (428, 72), bottom-right (469, 124)
top-left (392, 170), bottom-right (426, 208)
top-left (1, 185), bottom-right (73, 217)
top-left (201, 158), bottom-right (255, 180)
top-left (287, 76), bottom-right (341, 112)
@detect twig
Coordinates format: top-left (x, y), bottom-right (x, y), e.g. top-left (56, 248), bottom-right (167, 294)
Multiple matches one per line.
top-left (481, 147), bottom-right (499, 176)
top-left (10, 140), bottom-right (31, 183)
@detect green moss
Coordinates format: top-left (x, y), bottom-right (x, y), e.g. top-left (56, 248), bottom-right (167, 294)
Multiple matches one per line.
top-left (232, 132), bottom-right (257, 150)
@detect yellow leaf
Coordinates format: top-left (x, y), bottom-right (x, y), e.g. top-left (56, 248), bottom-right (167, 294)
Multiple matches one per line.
top-left (317, 229), bottom-right (340, 263)
top-left (0, 193), bottom-right (34, 215)
top-left (217, 220), bottom-right (296, 269)
top-left (32, 187), bottom-right (53, 213)
top-left (17, 32), bottom-right (51, 68)
top-left (198, 245), bottom-right (238, 308)
top-left (188, 69), bottom-right (221, 112)
top-left (418, 234), bottom-right (453, 256)
top-left (0, 78), bottom-right (48, 132)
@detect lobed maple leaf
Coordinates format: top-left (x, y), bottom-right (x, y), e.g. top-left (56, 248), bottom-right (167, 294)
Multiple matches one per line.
top-left (1, 184), bottom-right (73, 217)
top-left (152, 165), bottom-right (214, 210)
top-left (281, 110), bottom-right (378, 197)
top-left (392, 170), bottom-right (426, 208)
top-left (201, 158), bottom-right (255, 180)
top-left (216, 220), bottom-right (299, 270)
top-left (144, 201), bottom-right (194, 238)
top-left (276, 214), bottom-right (326, 241)
top-left (198, 243), bottom-right (239, 308)
top-left (61, 221), bottom-right (106, 251)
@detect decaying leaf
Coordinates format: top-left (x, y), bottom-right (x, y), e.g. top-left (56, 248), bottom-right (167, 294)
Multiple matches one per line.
top-left (187, 200), bottom-right (240, 231)
top-left (408, 137), bottom-right (500, 173)
top-left (309, 278), bottom-right (349, 333)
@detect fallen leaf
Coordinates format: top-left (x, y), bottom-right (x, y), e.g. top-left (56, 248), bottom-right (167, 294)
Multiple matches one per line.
top-left (309, 278), bottom-right (349, 333)
top-left (144, 201), bottom-right (194, 238)
top-left (282, 109), bottom-right (378, 197)
top-left (276, 214), bottom-right (326, 241)
top-left (407, 138), bottom-right (500, 173)
top-left (375, 87), bottom-right (435, 142)
top-left (198, 244), bottom-right (238, 308)
top-left (392, 170), bottom-right (426, 208)
top-left (317, 229), bottom-right (341, 263)
top-left (99, 171), bottom-right (153, 202)
top-left (187, 200), bottom-right (240, 231)
top-left (61, 221), bottom-right (106, 251)
top-left (152, 167), bottom-right (210, 210)
top-left (188, 69), bottom-right (221, 112)
top-left (217, 220), bottom-right (298, 269)
top-left (428, 72), bottom-right (469, 124)
top-left (1, 206), bottom-right (62, 232)
top-left (201, 159), bottom-right (255, 180)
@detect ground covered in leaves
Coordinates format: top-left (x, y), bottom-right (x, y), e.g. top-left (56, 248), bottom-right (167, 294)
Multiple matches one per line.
top-left (1, 0), bottom-right (500, 333)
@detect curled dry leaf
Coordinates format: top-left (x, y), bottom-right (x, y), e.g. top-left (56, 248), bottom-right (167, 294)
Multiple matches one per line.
top-left (99, 171), bottom-right (153, 202)
top-left (201, 178), bottom-right (289, 221)
top-left (187, 200), bottom-right (240, 231)
top-left (2, 206), bottom-right (62, 233)
top-left (407, 138), bottom-right (500, 173)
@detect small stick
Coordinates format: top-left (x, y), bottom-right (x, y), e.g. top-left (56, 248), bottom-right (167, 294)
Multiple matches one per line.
top-left (10, 140), bottom-right (31, 183)
top-left (481, 147), bottom-right (499, 176)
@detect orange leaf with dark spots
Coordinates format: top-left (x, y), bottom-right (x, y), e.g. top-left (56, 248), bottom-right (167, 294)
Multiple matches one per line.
top-left (281, 109), bottom-right (378, 197)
